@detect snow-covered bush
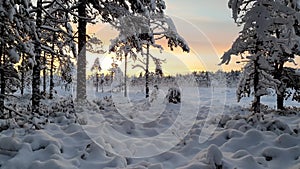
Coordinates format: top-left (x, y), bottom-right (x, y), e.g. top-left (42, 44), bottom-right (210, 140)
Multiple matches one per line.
top-left (93, 96), bottom-right (115, 110)
top-left (165, 87), bottom-right (181, 104)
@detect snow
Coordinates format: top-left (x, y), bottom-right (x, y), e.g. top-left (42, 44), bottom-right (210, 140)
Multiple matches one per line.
top-left (40, 25), bottom-right (60, 32)
top-left (8, 48), bottom-right (20, 63)
top-left (8, 5), bottom-right (16, 22)
top-left (0, 86), bottom-right (300, 169)
top-left (206, 144), bottom-right (223, 169)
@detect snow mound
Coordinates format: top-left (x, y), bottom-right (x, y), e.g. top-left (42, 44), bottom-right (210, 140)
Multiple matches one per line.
top-left (205, 144), bottom-right (223, 169)
top-left (29, 159), bottom-right (77, 169)
top-left (23, 130), bottom-right (62, 151)
top-left (0, 137), bottom-right (21, 152)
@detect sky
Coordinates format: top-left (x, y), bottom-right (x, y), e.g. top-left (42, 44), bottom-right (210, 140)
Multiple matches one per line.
top-left (86, 0), bottom-right (243, 75)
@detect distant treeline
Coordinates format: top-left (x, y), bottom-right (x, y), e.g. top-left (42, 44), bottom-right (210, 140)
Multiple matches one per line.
top-left (87, 70), bottom-right (242, 88)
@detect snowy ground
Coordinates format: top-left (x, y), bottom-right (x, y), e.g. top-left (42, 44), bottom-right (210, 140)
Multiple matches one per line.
top-left (0, 85), bottom-right (300, 169)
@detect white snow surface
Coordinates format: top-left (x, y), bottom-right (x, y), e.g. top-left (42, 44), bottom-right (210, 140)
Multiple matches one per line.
top-left (1, 87), bottom-right (300, 169)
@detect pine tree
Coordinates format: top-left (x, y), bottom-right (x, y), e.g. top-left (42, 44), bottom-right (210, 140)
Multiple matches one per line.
top-left (221, 0), bottom-right (300, 112)
top-left (91, 57), bottom-right (102, 92)
top-left (109, 3), bottom-right (189, 98)
top-left (74, 0), bottom-right (189, 100)
top-left (30, 0), bottom-right (78, 104)
top-left (0, 0), bottom-right (35, 114)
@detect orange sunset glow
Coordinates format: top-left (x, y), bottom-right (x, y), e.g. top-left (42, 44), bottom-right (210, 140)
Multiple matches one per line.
top-left (83, 0), bottom-right (245, 76)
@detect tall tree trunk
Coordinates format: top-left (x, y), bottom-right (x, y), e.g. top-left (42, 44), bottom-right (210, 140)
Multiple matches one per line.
top-left (145, 44), bottom-right (150, 98)
top-left (275, 63), bottom-right (284, 110)
top-left (274, 30), bottom-right (285, 110)
top-left (49, 53), bottom-right (54, 99)
top-left (124, 54), bottom-right (127, 97)
top-left (277, 95), bottom-right (284, 110)
top-left (205, 72), bottom-right (210, 87)
top-left (0, 42), bottom-right (4, 114)
top-left (77, 0), bottom-right (87, 101)
top-left (21, 53), bottom-right (25, 95)
top-left (96, 73), bottom-right (99, 93)
top-left (49, 33), bottom-right (55, 99)
top-left (43, 52), bottom-right (46, 95)
top-left (253, 95), bottom-right (261, 113)
top-left (252, 56), bottom-right (260, 113)
top-left (32, 0), bottom-right (42, 113)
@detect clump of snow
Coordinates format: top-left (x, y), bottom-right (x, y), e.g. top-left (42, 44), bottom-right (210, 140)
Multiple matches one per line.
top-left (0, 137), bottom-right (21, 152)
top-left (231, 149), bottom-right (251, 159)
top-left (275, 134), bottom-right (300, 148)
top-left (206, 144), bottom-right (223, 169)
top-left (8, 48), bottom-right (20, 63)
top-left (93, 96), bottom-right (115, 110)
top-left (23, 130), bottom-right (62, 151)
top-left (29, 159), bottom-right (76, 169)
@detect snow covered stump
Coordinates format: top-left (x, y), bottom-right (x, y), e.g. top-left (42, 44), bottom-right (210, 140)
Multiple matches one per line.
top-left (165, 87), bottom-right (181, 104)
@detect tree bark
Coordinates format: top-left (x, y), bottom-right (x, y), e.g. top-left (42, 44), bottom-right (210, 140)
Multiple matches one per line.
top-left (96, 73), bottom-right (99, 93)
top-left (0, 42), bottom-right (4, 114)
top-left (277, 95), bottom-right (284, 110)
top-left (49, 54), bottom-right (54, 99)
top-left (275, 63), bottom-right (284, 110)
top-left (252, 56), bottom-right (260, 113)
top-left (43, 52), bottom-right (46, 95)
top-left (21, 53), bottom-right (25, 95)
top-left (145, 44), bottom-right (150, 98)
top-left (76, 0), bottom-right (87, 101)
top-left (32, 0), bottom-right (42, 113)
top-left (49, 33), bottom-right (55, 99)
top-left (124, 54), bottom-right (127, 97)
top-left (274, 30), bottom-right (285, 110)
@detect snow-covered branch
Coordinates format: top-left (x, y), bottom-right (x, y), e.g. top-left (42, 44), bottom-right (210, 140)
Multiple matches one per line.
top-left (132, 64), bottom-right (146, 71)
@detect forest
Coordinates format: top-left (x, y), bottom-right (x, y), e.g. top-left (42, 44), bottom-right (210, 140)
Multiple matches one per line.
top-left (0, 0), bottom-right (300, 169)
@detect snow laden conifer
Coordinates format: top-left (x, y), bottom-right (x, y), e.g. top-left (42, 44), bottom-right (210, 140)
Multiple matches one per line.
top-left (27, 0), bottom-right (81, 112)
top-left (40, 0), bottom-right (78, 99)
top-left (221, 0), bottom-right (300, 112)
top-left (91, 57), bottom-right (102, 93)
top-left (0, 0), bottom-right (35, 114)
top-left (75, 0), bottom-right (172, 100)
top-left (109, 1), bottom-right (189, 98)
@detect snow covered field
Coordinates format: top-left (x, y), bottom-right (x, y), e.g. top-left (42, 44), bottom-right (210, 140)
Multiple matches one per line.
top-left (0, 86), bottom-right (300, 169)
